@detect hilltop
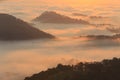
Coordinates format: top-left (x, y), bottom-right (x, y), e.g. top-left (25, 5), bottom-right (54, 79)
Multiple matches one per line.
top-left (0, 14), bottom-right (54, 40)
top-left (33, 11), bottom-right (89, 24)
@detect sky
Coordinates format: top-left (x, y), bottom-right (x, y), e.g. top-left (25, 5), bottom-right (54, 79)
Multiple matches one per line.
top-left (43, 0), bottom-right (120, 6)
top-left (4, 0), bottom-right (120, 6)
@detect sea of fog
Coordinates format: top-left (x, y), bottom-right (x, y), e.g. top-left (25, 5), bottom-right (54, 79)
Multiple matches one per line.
top-left (0, 0), bottom-right (120, 80)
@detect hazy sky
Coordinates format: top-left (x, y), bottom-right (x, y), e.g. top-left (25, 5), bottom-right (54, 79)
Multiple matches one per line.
top-left (39, 0), bottom-right (119, 5)
top-left (4, 0), bottom-right (120, 6)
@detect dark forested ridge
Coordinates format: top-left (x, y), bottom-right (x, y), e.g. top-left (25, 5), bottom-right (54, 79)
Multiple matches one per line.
top-left (25, 57), bottom-right (120, 80)
top-left (0, 13), bottom-right (55, 40)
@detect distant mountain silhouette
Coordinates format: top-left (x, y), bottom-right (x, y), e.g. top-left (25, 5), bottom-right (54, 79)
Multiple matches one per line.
top-left (72, 13), bottom-right (108, 19)
top-left (72, 13), bottom-right (87, 17)
top-left (24, 57), bottom-right (120, 80)
top-left (33, 11), bottom-right (89, 24)
top-left (0, 13), bottom-right (55, 40)
top-left (89, 16), bottom-right (108, 19)
top-left (107, 27), bottom-right (120, 33)
top-left (79, 34), bottom-right (120, 40)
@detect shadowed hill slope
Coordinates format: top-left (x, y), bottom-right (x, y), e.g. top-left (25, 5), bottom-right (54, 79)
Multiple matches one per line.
top-left (24, 57), bottom-right (120, 80)
top-left (33, 11), bottom-right (89, 24)
top-left (0, 14), bottom-right (54, 40)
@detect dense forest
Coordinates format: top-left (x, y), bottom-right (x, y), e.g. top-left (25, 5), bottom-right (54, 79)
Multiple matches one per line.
top-left (24, 57), bottom-right (120, 80)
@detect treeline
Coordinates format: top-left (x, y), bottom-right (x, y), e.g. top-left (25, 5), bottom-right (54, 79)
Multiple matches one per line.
top-left (24, 57), bottom-right (120, 80)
